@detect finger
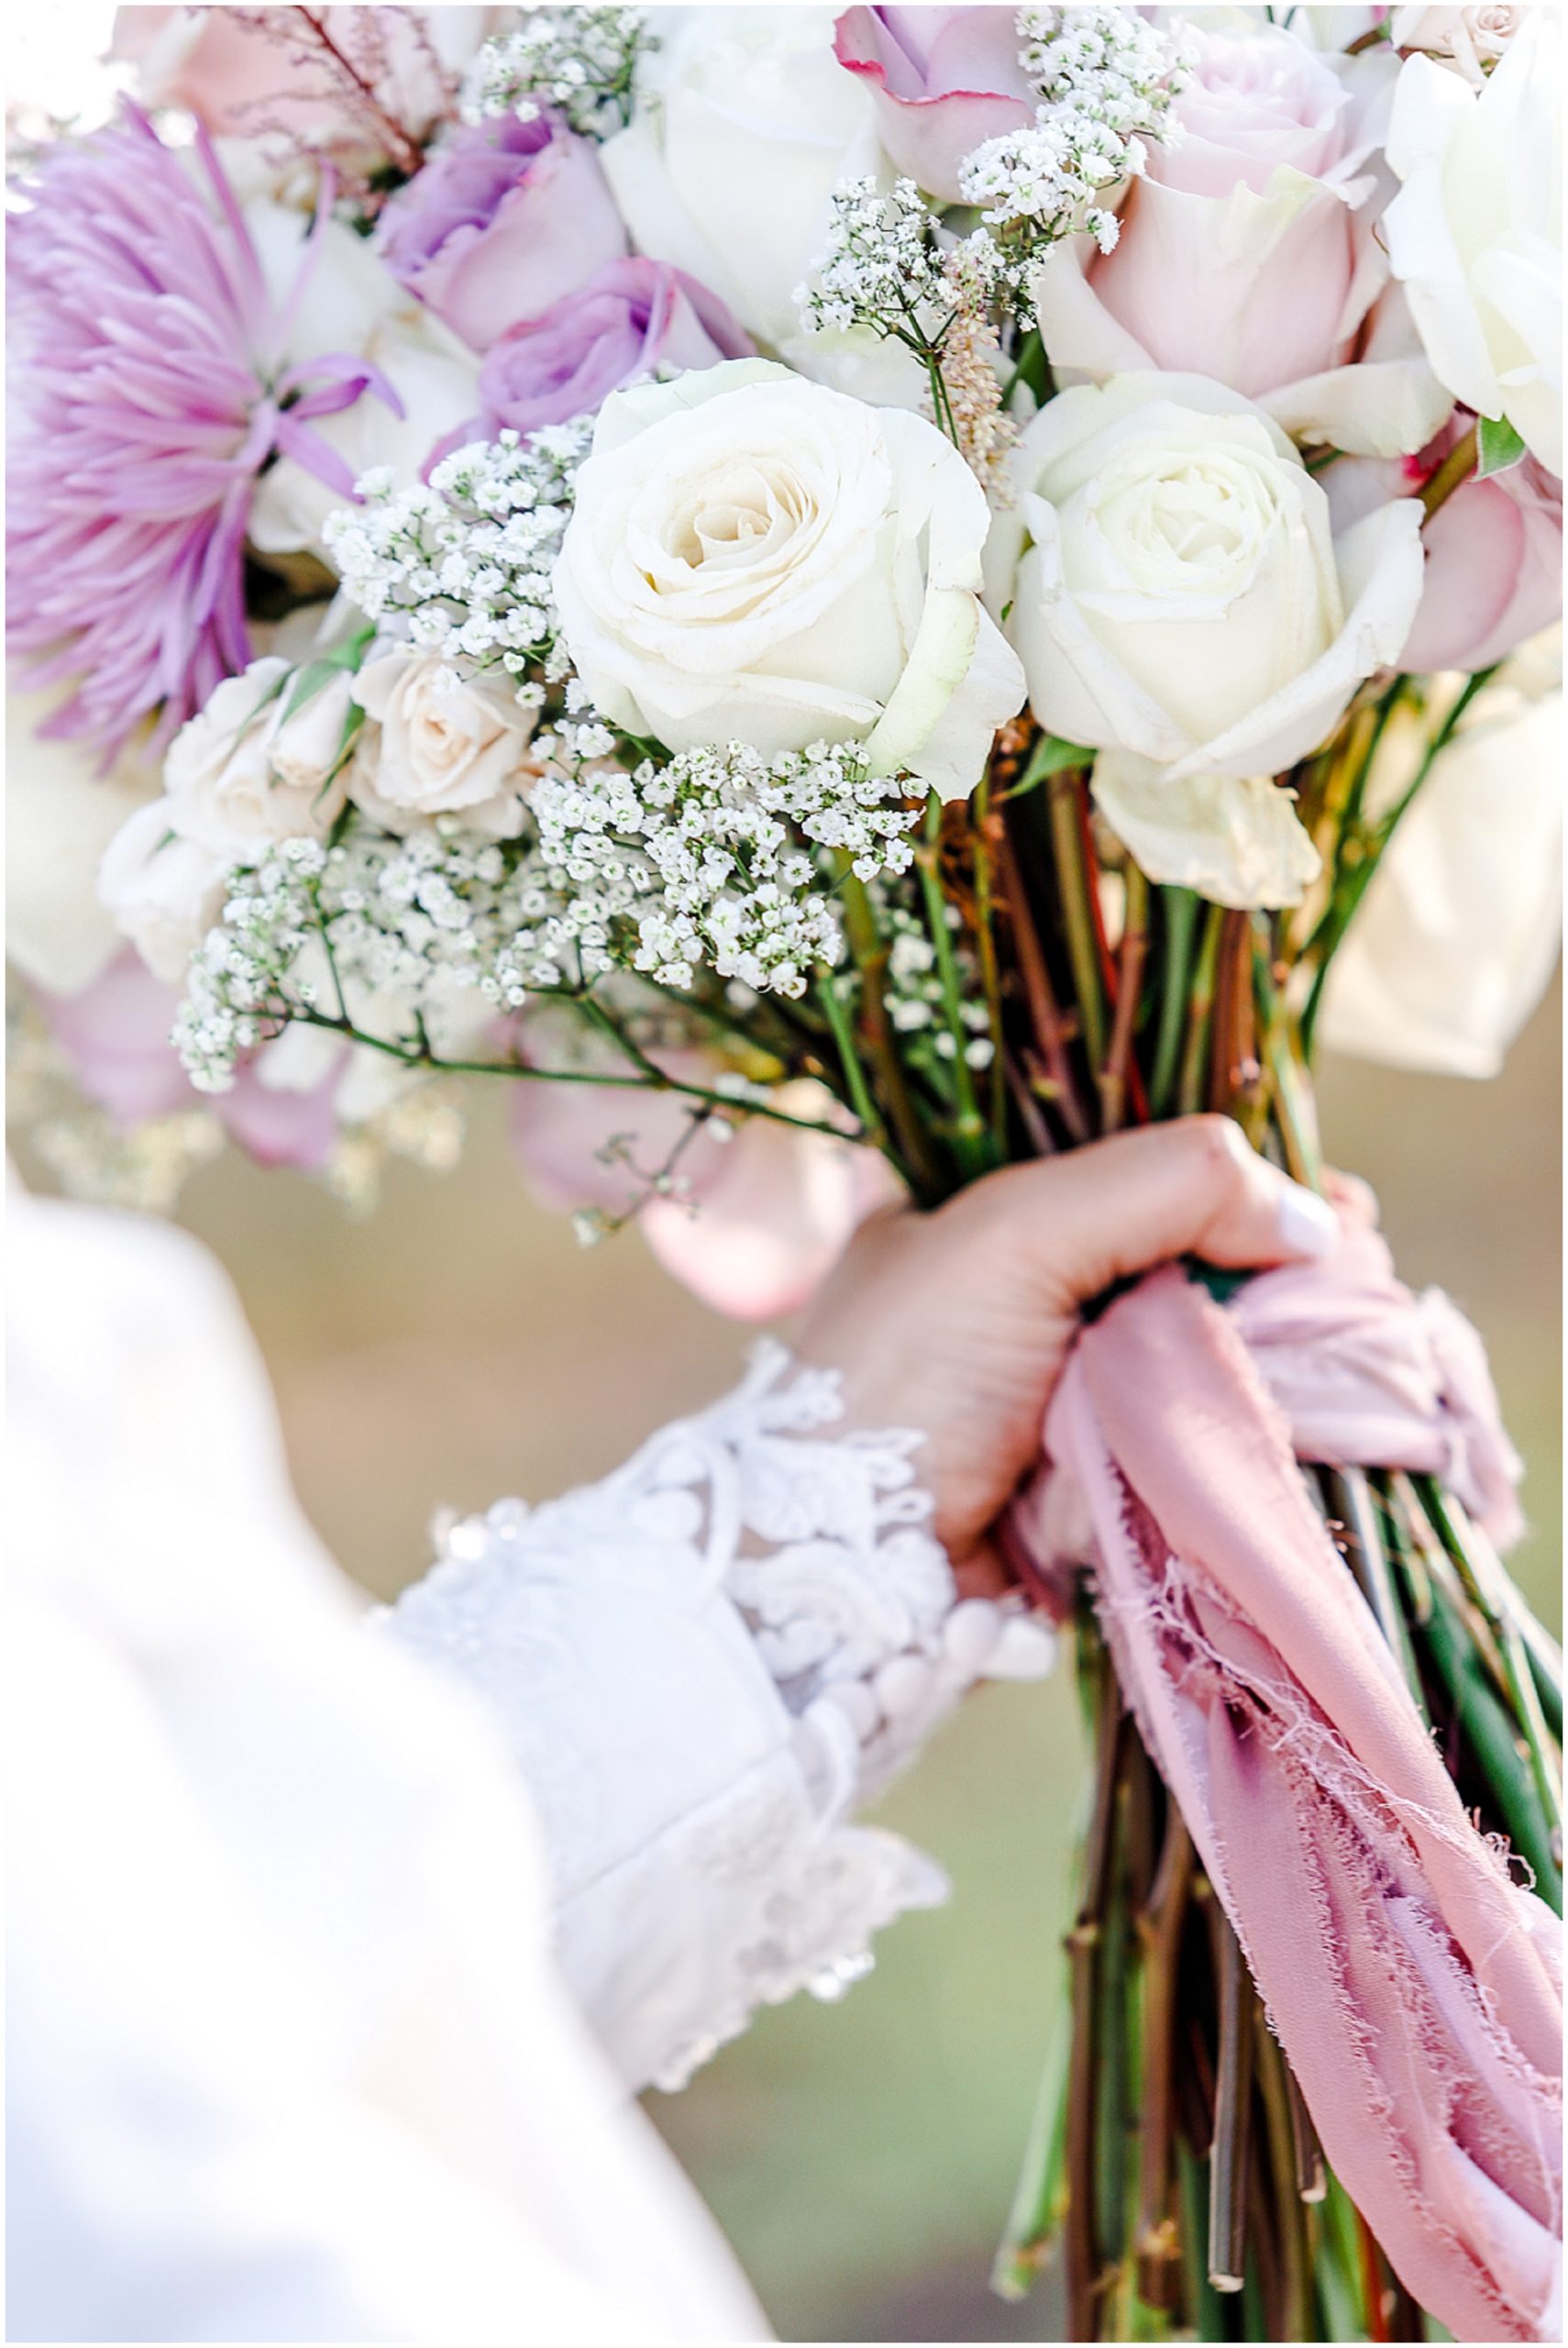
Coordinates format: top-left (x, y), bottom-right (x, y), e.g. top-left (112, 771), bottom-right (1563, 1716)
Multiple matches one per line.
top-left (1000, 1117), bottom-right (1339, 1312)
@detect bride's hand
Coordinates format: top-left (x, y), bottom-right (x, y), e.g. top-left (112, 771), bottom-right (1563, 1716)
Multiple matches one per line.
top-left (794, 1116), bottom-right (1342, 1581)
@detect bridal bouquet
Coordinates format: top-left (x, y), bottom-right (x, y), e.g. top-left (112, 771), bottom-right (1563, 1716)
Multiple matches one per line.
top-left (8, 6), bottom-right (1563, 2340)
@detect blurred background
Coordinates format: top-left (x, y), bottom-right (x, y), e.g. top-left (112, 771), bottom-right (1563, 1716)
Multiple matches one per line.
top-left (17, 988), bottom-right (1552, 2345)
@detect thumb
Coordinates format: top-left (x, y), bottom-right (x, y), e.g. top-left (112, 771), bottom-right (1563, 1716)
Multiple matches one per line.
top-left (1011, 1116), bottom-right (1339, 1316)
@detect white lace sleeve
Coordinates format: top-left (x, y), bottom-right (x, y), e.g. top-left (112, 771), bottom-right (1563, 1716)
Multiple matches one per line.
top-left (382, 1342), bottom-right (1056, 2097)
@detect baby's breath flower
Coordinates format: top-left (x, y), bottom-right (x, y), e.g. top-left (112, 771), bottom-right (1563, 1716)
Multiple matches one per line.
top-left (324, 421), bottom-right (591, 689)
top-left (525, 736), bottom-right (921, 1000)
top-left (959, 6), bottom-right (1190, 306)
top-left (798, 176), bottom-right (950, 346)
top-left (465, 8), bottom-right (655, 138)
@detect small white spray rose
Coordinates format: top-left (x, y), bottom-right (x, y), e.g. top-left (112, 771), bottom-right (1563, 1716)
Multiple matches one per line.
top-left (348, 650), bottom-right (539, 838)
top-left (553, 359), bottom-right (1025, 800)
top-left (160, 659), bottom-right (353, 859)
top-left (988, 372), bottom-right (1425, 907)
top-left (98, 801), bottom-right (228, 985)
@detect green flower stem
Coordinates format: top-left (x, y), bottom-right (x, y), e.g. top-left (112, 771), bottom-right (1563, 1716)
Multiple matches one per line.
top-left (1414, 1479), bottom-right (1562, 1849)
top-left (917, 794), bottom-right (992, 1174)
top-left (1300, 671), bottom-right (1495, 1053)
top-left (971, 776), bottom-right (1010, 1146)
top-left (1253, 2012), bottom-right (1312, 2343)
top-left (1325, 1466), bottom-right (1429, 1719)
top-left (815, 970), bottom-right (887, 1155)
top-left (1176, 903), bottom-right (1223, 1117)
top-left (1133, 1811), bottom-right (1193, 2312)
top-left (1392, 1507), bottom-right (1562, 1908)
top-left (1149, 889), bottom-right (1198, 1118)
top-left (839, 867), bottom-right (947, 1202)
top-left (1207, 1912), bottom-right (1253, 2296)
top-left (287, 1005), bottom-right (856, 1143)
top-left (992, 2000), bottom-right (1071, 2299)
top-left (1047, 769), bottom-right (1109, 1091)
top-left (1253, 942), bottom-right (1325, 1190)
top-left (1100, 865), bottom-right (1149, 1134)
top-left (1419, 422), bottom-right (1479, 520)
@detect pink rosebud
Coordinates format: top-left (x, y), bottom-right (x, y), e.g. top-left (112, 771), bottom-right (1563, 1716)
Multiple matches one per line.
top-left (833, 6), bottom-right (1033, 203)
top-left (1329, 419), bottom-right (1562, 672)
top-left (1406, 453), bottom-right (1562, 673)
top-left (376, 113), bottom-right (626, 353)
top-left (433, 259), bottom-right (752, 460)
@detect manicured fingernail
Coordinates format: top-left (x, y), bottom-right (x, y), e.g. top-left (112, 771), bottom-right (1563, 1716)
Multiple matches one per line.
top-left (1276, 1182), bottom-right (1339, 1257)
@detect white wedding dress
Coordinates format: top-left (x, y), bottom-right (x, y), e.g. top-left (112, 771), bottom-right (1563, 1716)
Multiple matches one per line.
top-left (7, 1187), bottom-right (1053, 2343)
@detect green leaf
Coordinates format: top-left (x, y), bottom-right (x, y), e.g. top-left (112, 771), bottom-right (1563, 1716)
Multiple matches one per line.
top-left (1476, 413), bottom-right (1527, 479)
top-left (281, 622), bottom-right (377, 722)
top-left (1004, 733), bottom-right (1094, 801)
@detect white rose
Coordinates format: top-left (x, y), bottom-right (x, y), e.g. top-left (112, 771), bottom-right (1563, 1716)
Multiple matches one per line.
top-left (97, 801), bottom-right (227, 984)
top-left (554, 360), bottom-right (1025, 799)
top-left (348, 651), bottom-right (537, 836)
top-left (990, 373), bottom-right (1425, 906)
top-left (1385, 10), bottom-right (1562, 475)
top-left (1319, 670), bottom-right (1562, 1077)
top-left (163, 659), bottom-right (352, 858)
top-left (600, 6), bottom-right (879, 354)
top-left (6, 686), bottom-right (161, 995)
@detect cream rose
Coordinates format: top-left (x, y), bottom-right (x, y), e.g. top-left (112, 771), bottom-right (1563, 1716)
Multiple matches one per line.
top-left (554, 360), bottom-right (1025, 799)
top-left (162, 659), bottom-right (353, 858)
top-left (1319, 663), bottom-right (1562, 1077)
top-left (348, 650), bottom-right (537, 836)
top-left (989, 373), bottom-right (1425, 906)
top-left (1385, 10), bottom-right (1562, 476)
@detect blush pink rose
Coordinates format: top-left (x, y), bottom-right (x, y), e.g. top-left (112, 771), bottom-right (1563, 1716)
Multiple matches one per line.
top-left (1327, 418), bottom-right (1563, 672)
top-left (1032, 28), bottom-right (1449, 458)
top-left (507, 1016), bottom-right (899, 1320)
top-left (432, 259), bottom-right (752, 460)
top-left (1090, 27), bottom-right (1365, 393)
top-left (833, 6), bottom-right (1033, 202)
top-left (34, 951), bottom-right (344, 1169)
top-left (376, 112), bottom-right (626, 353)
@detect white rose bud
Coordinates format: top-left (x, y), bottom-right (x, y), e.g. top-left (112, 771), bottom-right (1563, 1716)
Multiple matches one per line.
top-left (554, 360), bottom-right (1025, 800)
top-left (98, 800), bottom-right (227, 984)
top-left (348, 650), bottom-right (538, 838)
top-left (988, 372), bottom-right (1425, 908)
top-left (162, 658), bottom-right (353, 858)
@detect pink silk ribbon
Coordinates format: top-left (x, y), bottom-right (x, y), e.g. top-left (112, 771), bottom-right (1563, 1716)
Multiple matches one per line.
top-left (1012, 1227), bottom-right (1562, 2342)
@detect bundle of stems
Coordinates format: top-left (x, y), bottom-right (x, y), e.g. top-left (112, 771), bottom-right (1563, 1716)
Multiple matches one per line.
top-left (946, 694), bottom-right (1564, 2342)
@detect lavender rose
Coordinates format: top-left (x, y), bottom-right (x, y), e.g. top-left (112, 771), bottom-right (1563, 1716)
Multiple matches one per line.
top-left (437, 258), bottom-right (753, 456)
top-left (376, 112), bottom-right (626, 354)
top-left (832, 6), bottom-right (1033, 202)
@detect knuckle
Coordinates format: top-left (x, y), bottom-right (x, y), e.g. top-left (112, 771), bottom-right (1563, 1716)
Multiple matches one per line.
top-left (1183, 1113), bottom-right (1252, 1193)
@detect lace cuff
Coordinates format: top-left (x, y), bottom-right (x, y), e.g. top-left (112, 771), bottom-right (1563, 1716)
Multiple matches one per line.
top-left (383, 1342), bottom-right (1056, 2093)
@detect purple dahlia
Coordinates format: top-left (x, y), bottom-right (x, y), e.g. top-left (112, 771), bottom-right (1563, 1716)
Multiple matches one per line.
top-left (7, 108), bottom-right (398, 765)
